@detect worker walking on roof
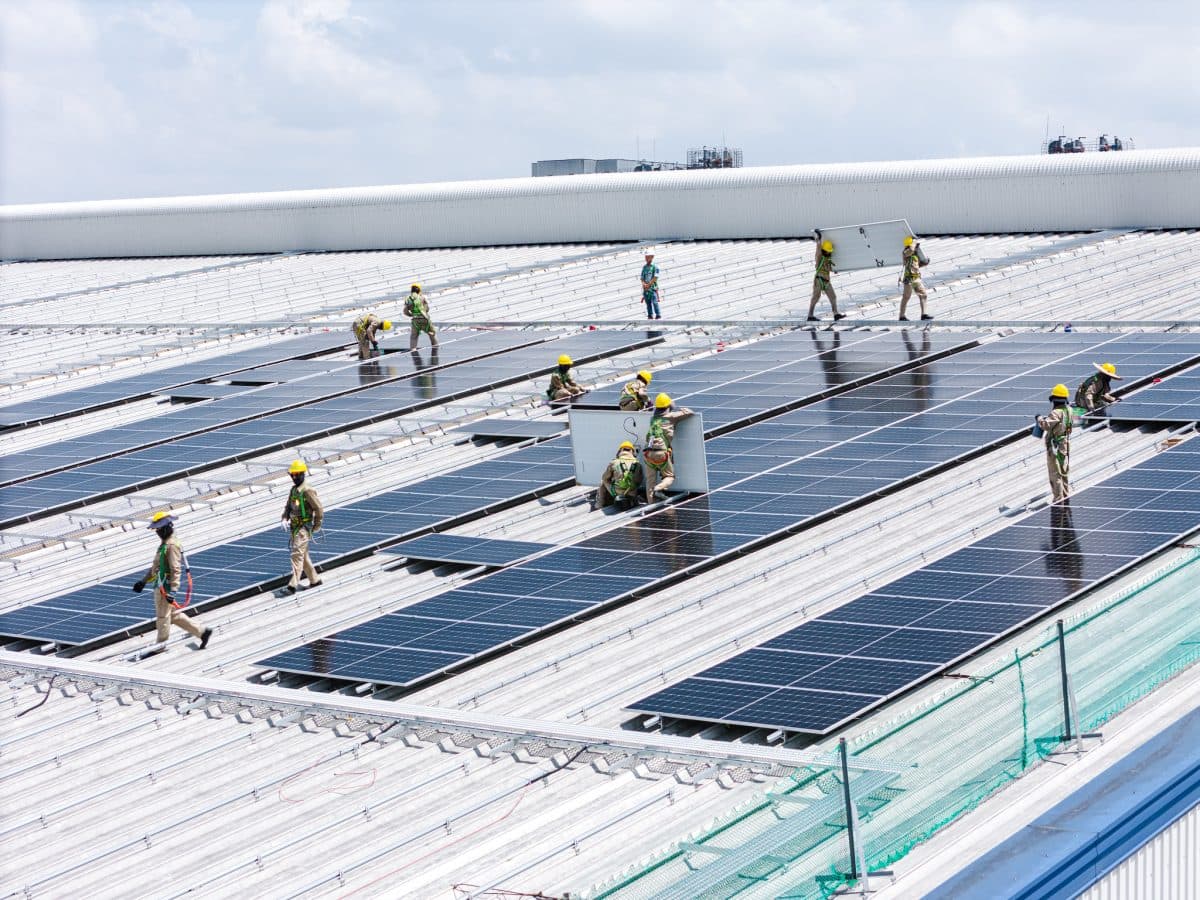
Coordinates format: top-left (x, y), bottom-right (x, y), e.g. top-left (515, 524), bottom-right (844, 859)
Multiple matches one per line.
top-left (1075, 362), bottom-right (1122, 412)
top-left (597, 441), bottom-right (643, 511)
top-left (353, 313), bottom-right (392, 359)
top-left (282, 460), bottom-right (324, 593)
top-left (807, 240), bottom-right (845, 323)
top-left (547, 354), bottom-right (586, 401)
top-left (132, 512), bottom-right (213, 649)
top-left (640, 253), bottom-right (662, 320)
top-left (1037, 384), bottom-right (1073, 501)
top-left (646, 393), bottom-right (693, 450)
top-left (642, 436), bottom-right (676, 501)
top-left (619, 370), bottom-right (654, 411)
top-left (898, 236), bottom-right (932, 321)
top-left (404, 283), bottom-right (438, 351)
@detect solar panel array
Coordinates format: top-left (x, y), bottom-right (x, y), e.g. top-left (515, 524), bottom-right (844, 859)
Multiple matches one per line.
top-left (1104, 363), bottom-right (1200, 425)
top-left (0, 330), bottom-right (660, 527)
top-left (0, 328), bottom-right (959, 649)
top-left (257, 332), bottom-right (1200, 690)
top-left (0, 331), bottom-right (350, 429)
top-left (383, 534), bottom-right (552, 567)
top-left (631, 441), bottom-right (1200, 734)
top-left (453, 420), bottom-right (568, 440)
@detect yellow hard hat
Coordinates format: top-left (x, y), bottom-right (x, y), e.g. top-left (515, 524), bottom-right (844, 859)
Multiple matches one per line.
top-left (411, 283), bottom-right (421, 292)
top-left (147, 510), bottom-right (175, 529)
top-left (821, 240), bottom-right (833, 253)
top-left (654, 393), bottom-right (672, 409)
top-left (150, 511), bottom-right (171, 524)
top-left (637, 370), bottom-right (652, 383)
top-left (289, 459), bottom-right (308, 474)
top-left (1097, 362), bottom-right (1121, 379)
top-left (1050, 384), bottom-right (1069, 400)
top-left (619, 440), bottom-right (635, 451)
top-left (558, 354), bottom-right (573, 366)
top-left (904, 235), bottom-right (914, 247)
top-left (381, 320), bottom-right (392, 330)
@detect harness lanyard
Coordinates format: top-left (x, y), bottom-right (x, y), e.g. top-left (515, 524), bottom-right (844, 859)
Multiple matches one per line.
top-left (157, 543), bottom-right (193, 610)
top-left (291, 487), bottom-right (309, 532)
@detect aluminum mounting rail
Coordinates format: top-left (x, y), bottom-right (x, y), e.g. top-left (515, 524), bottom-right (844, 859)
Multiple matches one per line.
top-left (8, 319), bottom-right (1199, 329)
top-left (0, 652), bottom-right (907, 774)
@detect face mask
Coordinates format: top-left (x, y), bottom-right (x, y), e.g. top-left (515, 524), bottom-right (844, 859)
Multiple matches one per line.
top-left (291, 473), bottom-right (305, 487)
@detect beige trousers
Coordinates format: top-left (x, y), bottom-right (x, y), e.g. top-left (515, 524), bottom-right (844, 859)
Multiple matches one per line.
top-left (1046, 449), bottom-right (1070, 501)
top-left (808, 278), bottom-right (838, 316)
top-left (900, 279), bottom-right (929, 317)
top-left (644, 465), bottom-right (675, 501)
top-left (155, 588), bottom-right (204, 642)
top-left (289, 527), bottom-right (319, 588)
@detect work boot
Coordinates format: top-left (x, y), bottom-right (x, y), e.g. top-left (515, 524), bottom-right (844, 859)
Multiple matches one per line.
top-left (200, 627), bottom-right (213, 650)
top-left (834, 313), bottom-right (847, 321)
top-left (806, 315), bottom-right (819, 322)
top-left (898, 316), bottom-right (910, 322)
top-left (921, 313), bottom-right (934, 321)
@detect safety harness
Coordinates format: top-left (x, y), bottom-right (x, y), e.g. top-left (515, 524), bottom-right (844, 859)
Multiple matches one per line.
top-left (287, 485), bottom-right (314, 532)
top-left (1046, 407), bottom-right (1073, 474)
top-left (815, 252), bottom-right (833, 285)
top-left (155, 541), bottom-right (193, 610)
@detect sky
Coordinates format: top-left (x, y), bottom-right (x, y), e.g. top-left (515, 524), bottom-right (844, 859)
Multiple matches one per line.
top-left (2, 0), bottom-right (1198, 205)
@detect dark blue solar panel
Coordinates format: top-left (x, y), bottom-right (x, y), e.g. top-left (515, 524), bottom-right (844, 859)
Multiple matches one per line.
top-left (382, 534), bottom-right (552, 567)
top-left (631, 439), bottom-right (1200, 734)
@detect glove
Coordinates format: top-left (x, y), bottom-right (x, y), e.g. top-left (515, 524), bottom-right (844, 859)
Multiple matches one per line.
top-left (371, 341), bottom-right (379, 351)
top-left (280, 520), bottom-right (291, 533)
top-left (132, 580), bottom-right (145, 593)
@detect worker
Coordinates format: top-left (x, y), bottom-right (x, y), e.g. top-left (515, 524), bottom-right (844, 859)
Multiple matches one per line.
top-left (619, 370), bottom-right (654, 411)
top-left (642, 436), bottom-right (675, 501)
top-left (353, 313), bottom-right (392, 359)
top-left (640, 253), bottom-right (662, 320)
top-left (1037, 384), bottom-right (1073, 501)
top-left (281, 459), bottom-right (324, 594)
top-left (646, 393), bottom-right (693, 450)
top-left (807, 239), bottom-right (845, 322)
top-left (1075, 362), bottom-right (1122, 412)
top-left (547, 354), bottom-right (586, 401)
top-left (898, 236), bottom-right (932, 321)
top-left (404, 283), bottom-right (438, 351)
top-left (132, 512), bottom-right (213, 649)
top-left (597, 441), bottom-right (643, 510)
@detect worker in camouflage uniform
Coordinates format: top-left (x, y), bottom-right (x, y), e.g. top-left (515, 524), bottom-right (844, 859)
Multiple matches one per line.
top-left (596, 441), bottom-right (643, 511)
top-left (642, 436), bottom-right (675, 501)
top-left (646, 393), bottom-right (693, 450)
top-left (353, 313), bottom-right (392, 359)
top-left (132, 512), bottom-right (212, 648)
top-left (404, 283), bottom-right (438, 351)
top-left (619, 370), bottom-right (654, 411)
top-left (898, 236), bottom-right (932, 321)
top-left (1037, 384), bottom-right (1073, 501)
top-left (640, 253), bottom-right (662, 319)
top-left (547, 354), bottom-right (586, 401)
top-left (1075, 362), bottom-right (1122, 412)
top-left (807, 239), bottom-right (845, 322)
top-left (282, 459), bottom-right (324, 593)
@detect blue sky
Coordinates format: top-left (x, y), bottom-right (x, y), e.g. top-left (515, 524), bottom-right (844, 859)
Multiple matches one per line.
top-left (2, 0), bottom-right (1198, 204)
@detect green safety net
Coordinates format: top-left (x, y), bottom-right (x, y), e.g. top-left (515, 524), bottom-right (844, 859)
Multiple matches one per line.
top-left (591, 549), bottom-right (1200, 899)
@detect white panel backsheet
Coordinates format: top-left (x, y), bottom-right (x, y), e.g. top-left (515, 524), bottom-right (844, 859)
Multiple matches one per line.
top-left (568, 409), bottom-right (708, 493)
top-left (813, 219), bottom-right (915, 272)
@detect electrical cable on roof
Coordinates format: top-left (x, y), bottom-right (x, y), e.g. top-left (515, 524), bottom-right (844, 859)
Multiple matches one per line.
top-left (15, 675), bottom-right (58, 718)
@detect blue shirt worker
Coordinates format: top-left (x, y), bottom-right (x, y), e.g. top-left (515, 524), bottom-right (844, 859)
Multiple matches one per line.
top-left (282, 460), bottom-right (324, 593)
top-left (640, 253), bottom-right (662, 320)
top-left (132, 512), bottom-right (212, 649)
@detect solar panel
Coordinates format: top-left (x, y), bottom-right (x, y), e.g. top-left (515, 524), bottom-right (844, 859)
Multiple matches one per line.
top-left (258, 333), bottom-right (1200, 690)
top-left (382, 534), bottom-right (551, 567)
top-left (630, 444), bottom-right (1200, 734)
top-left (1, 328), bottom-right (957, 649)
top-left (452, 420), bottom-right (568, 440)
top-left (0, 331), bottom-right (350, 429)
top-left (0, 330), bottom-right (661, 526)
top-left (1103, 364), bottom-right (1200, 425)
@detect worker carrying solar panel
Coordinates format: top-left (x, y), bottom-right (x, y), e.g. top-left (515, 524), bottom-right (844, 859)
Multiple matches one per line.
top-left (131, 512), bottom-right (213, 650)
top-left (646, 393), bottom-right (693, 450)
top-left (352, 313), bottom-right (392, 359)
top-left (547, 354), bottom-right (586, 401)
top-left (640, 253), bottom-right (662, 320)
top-left (898, 236), bottom-right (933, 322)
top-left (642, 436), bottom-right (676, 501)
top-left (807, 239), bottom-right (846, 323)
top-left (281, 460), bottom-right (324, 594)
top-left (596, 440), bottom-right (643, 511)
top-left (1075, 362), bottom-right (1123, 412)
top-left (619, 370), bottom-right (654, 410)
top-left (1036, 384), bottom-right (1073, 501)
top-left (404, 283), bottom-right (439, 351)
